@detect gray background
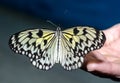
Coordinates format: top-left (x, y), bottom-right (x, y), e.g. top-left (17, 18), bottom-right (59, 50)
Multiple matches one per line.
top-left (0, 6), bottom-right (119, 83)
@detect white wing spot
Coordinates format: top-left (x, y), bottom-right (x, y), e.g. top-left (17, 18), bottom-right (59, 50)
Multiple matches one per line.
top-left (78, 53), bottom-right (81, 56)
top-left (36, 62), bottom-right (39, 67)
top-left (80, 57), bottom-right (84, 63)
top-left (25, 52), bottom-right (28, 55)
top-left (78, 62), bottom-right (81, 67)
top-left (39, 65), bottom-right (42, 69)
top-left (91, 47), bottom-right (93, 50)
top-left (32, 61), bottom-right (36, 66)
top-left (36, 56), bottom-right (38, 59)
top-left (30, 58), bottom-right (33, 62)
top-left (45, 66), bottom-right (49, 70)
top-left (28, 53), bottom-right (31, 57)
top-left (84, 50), bottom-right (88, 54)
top-left (16, 50), bottom-right (18, 53)
top-left (97, 46), bottom-right (100, 49)
top-left (22, 51), bottom-right (25, 55)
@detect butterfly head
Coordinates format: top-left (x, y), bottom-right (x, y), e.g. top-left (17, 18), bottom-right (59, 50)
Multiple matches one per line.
top-left (56, 27), bottom-right (61, 31)
top-left (55, 27), bottom-right (62, 36)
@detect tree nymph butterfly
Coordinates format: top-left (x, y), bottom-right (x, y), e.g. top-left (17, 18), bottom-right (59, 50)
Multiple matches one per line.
top-left (9, 24), bottom-right (106, 70)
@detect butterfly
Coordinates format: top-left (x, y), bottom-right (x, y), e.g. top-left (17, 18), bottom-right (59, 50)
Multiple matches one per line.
top-left (9, 26), bottom-right (106, 70)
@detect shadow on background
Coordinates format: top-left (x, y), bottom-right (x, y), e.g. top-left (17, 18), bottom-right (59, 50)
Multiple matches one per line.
top-left (0, 5), bottom-right (119, 83)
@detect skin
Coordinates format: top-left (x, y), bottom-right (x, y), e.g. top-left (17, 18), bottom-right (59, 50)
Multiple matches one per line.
top-left (85, 23), bottom-right (120, 78)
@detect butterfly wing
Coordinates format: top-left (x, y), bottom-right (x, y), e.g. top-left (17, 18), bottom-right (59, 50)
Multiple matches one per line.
top-left (60, 26), bottom-right (106, 70)
top-left (9, 29), bottom-right (57, 70)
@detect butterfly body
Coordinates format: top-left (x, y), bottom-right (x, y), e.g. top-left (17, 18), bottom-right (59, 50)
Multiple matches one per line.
top-left (9, 26), bottom-right (106, 70)
top-left (54, 27), bottom-right (62, 63)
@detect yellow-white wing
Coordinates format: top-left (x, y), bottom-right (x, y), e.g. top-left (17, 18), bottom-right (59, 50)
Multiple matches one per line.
top-left (9, 29), bottom-right (57, 70)
top-left (60, 26), bottom-right (106, 70)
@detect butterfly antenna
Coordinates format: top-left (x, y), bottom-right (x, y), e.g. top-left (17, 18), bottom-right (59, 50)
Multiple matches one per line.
top-left (46, 20), bottom-right (58, 27)
top-left (46, 20), bottom-right (61, 31)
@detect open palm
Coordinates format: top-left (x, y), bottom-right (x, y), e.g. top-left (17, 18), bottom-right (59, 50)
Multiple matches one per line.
top-left (85, 24), bottom-right (120, 78)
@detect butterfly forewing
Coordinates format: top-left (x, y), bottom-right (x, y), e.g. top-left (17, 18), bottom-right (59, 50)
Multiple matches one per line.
top-left (9, 29), bottom-right (57, 70)
top-left (61, 26), bottom-right (106, 70)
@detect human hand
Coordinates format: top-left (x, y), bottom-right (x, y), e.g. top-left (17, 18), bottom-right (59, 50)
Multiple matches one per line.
top-left (84, 24), bottom-right (120, 78)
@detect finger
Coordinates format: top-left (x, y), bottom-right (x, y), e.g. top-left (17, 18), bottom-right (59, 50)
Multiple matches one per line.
top-left (87, 62), bottom-right (120, 77)
top-left (94, 51), bottom-right (120, 62)
top-left (92, 51), bottom-right (107, 61)
top-left (85, 51), bottom-right (106, 62)
top-left (83, 51), bottom-right (106, 69)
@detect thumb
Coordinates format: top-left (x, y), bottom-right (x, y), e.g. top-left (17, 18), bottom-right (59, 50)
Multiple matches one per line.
top-left (87, 62), bottom-right (120, 77)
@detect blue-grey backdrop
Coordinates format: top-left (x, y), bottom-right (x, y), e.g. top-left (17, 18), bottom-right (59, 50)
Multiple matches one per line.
top-left (0, 0), bottom-right (120, 29)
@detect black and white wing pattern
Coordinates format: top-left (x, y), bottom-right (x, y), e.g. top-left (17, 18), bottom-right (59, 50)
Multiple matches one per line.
top-left (9, 29), bottom-right (57, 70)
top-left (9, 26), bottom-right (106, 70)
top-left (60, 26), bottom-right (106, 70)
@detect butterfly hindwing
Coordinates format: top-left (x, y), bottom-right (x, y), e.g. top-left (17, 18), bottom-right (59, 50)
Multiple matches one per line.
top-left (60, 26), bottom-right (106, 70)
top-left (9, 29), bottom-right (57, 70)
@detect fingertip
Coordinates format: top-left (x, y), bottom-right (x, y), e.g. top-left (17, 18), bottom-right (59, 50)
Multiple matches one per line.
top-left (87, 63), bottom-right (98, 71)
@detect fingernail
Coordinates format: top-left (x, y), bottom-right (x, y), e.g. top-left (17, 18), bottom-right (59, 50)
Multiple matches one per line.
top-left (87, 63), bottom-right (97, 71)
